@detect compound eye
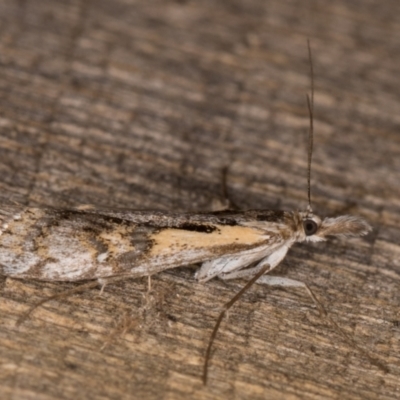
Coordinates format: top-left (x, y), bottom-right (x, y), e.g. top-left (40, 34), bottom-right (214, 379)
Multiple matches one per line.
top-left (303, 219), bottom-right (318, 236)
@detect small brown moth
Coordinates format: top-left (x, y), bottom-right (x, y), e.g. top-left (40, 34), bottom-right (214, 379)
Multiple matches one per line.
top-left (0, 43), bottom-right (387, 382)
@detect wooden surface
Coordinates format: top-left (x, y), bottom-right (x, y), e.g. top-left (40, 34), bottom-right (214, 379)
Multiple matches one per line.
top-left (0, 0), bottom-right (399, 399)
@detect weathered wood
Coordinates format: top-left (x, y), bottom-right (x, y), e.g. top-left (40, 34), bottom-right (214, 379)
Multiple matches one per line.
top-left (0, 0), bottom-right (399, 399)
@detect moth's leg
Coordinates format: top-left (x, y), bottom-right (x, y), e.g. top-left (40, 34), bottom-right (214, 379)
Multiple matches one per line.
top-left (196, 257), bottom-right (231, 282)
top-left (218, 262), bottom-right (268, 280)
top-left (98, 278), bottom-right (107, 295)
top-left (258, 276), bottom-right (313, 289)
top-left (210, 166), bottom-right (240, 211)
top-left (16, 276), bottom-right (130, 326)
top-left (196, 253), bottom-right (257, 282)
top-left (203, 261), bottom-right (272, 384)
top-left (216, 246), bottom-right (289, 281)
top-left (16, 280), bottom-right (101, 325)
top-left (257, 275), bottom-right (326, 314)
top-left (256, 275), bottom-right (389, 374)
top-left (220, 166), bottom-right (240, 211)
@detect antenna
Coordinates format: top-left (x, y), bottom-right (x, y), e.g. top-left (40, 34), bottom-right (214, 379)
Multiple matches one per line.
top-left (306, 39), bottom-right (314, 213)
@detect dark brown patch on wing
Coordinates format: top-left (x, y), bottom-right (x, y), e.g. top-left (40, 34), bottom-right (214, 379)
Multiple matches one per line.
top-left (254, 210), bottom-right (284, 222)
top-left (173, 223), bottom-right (217, 233)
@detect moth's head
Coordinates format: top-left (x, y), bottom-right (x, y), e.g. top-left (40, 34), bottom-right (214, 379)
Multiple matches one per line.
top-left (299, 211), bottom-right (372, 242)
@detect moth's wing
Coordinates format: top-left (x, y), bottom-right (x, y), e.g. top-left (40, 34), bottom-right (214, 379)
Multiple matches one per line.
top-left (0, 207), bottom-right (273, 282)
top-left (0, 207), bottom-right (167, 281)
top-left (129, 221), bottom-right (274, 280)
top-left (72, 209), bottom-right (282, 282)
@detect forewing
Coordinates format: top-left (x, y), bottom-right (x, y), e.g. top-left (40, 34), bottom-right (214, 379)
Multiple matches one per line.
top-left (0, 206), bottom-right (274, 282)
top-left (0, 207), bottom-right (152, 281)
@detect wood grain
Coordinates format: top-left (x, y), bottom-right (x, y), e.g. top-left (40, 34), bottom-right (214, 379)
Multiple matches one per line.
top-left (0, 0), bottom-right (399, 399)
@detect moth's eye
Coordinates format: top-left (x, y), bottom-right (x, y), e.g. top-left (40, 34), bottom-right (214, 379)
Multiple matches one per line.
top-left (303, 220), bottom-right (318, 236)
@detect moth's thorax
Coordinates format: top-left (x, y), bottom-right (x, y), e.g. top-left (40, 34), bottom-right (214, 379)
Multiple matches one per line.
top-left (243, 211), bottom-right (313, 244)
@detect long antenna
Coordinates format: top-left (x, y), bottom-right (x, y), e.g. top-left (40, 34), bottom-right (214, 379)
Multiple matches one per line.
top-left (306, 39), bottom-right (314, 213)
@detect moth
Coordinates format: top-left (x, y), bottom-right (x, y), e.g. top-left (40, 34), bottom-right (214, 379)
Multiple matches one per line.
top-left (0, 159), bottom-right (379, 383)
top-left (0, 44), bottom-right (386, 382)
top-left (0, 204), bottom-right (370, 284)
top-left (0, 177), bottom-right (380, 383)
